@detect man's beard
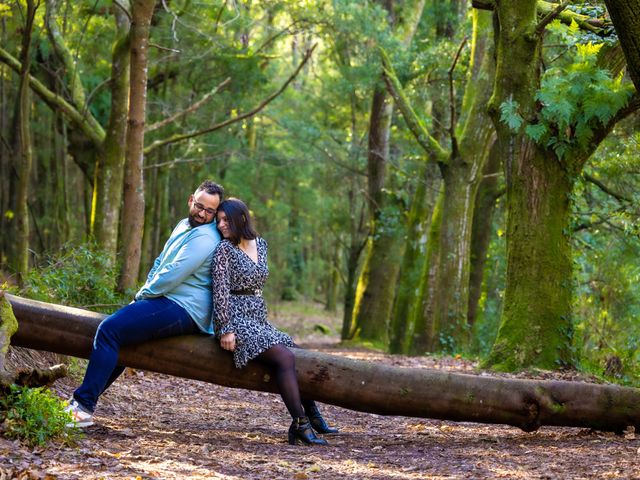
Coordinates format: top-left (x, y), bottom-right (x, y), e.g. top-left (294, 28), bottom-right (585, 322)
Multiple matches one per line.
top-left (188, 214), bottom-right (208, 228)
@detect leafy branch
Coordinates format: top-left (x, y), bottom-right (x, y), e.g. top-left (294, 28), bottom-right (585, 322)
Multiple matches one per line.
top-left (379, 47), bottom-right (449, 163)
top-left (143, 45), bottom-right (317, 155)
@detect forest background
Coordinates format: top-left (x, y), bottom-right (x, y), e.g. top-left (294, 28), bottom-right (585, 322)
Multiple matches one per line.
top-left (1, 0), bottom-right (639, 384)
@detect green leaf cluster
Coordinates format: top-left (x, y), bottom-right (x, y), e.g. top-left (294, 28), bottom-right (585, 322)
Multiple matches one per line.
top-left (501, 43), bottom-right (633, 159)
top-left (0, 385), bottom-right (80, 447)
top-left (16, 242), bottom-right (127, 313)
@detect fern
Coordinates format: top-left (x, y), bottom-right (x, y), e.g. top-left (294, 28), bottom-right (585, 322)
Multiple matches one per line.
top-left (500, 42), bottom-right (633, 159)
top-left (499, 99), bottom-right (523, 131)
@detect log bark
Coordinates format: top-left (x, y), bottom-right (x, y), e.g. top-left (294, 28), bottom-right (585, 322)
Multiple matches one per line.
top-left (0, 292), bottom-right (68, 388)
top-left (5, 293), bottom-right (640, 433)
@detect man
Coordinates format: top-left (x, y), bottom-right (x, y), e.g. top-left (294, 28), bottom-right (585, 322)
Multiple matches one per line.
top-left (66, 180), bottom-right (224, 427)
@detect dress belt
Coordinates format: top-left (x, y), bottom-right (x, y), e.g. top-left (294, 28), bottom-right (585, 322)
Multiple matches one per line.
top-left (230, 289), bottom-right (261, 296)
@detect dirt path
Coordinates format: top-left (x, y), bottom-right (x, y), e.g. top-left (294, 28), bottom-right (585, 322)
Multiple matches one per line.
top-left (2, 344), bottom-right (639, 480)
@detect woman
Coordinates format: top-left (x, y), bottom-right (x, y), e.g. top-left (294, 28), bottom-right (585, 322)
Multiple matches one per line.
top-left (211, 198), bottom-right (338, 445)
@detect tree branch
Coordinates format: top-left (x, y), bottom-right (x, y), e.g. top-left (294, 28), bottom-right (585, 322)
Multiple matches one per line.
top-left (604, 0), bottom-right (640, 91)
top-left (590, 93), bottom-right (640, 151)
top-left (379, 47), bottom-right (449, 163)
top-left (0, 46), bottom-right (105, 147)
top-left (113, 0), bottom-right (132, 22)
top-left (45, 0), bottom-right (92, 117)
top-left (584, 173), bottom-right (633, 203)
top-left (144, 45), bottom-right (317, 155)
top-left (536, 0), bottom-right (572, 35)
top-left (146, 77), bottom-right (231, 132)
top-left (474, 1), bottom-right (609, 34)
top-left (573, 206), bottom-right (628, 232)
top-left (448, 36), bottom-right (468, 149)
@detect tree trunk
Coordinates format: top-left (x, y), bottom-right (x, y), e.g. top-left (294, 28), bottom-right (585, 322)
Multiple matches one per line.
top-left (51, 105), bottom-right (69, 249)
top-left (0, 293), bottom-right (18, 384)
top-left (6, 292), bottom-right (640, 433)
top-left (352, 86), bottom-right (396, 344)
top-left (424, 160), bottom-right (485, 350)
top-left (411, 10), bottom-right (496, 352)
top-left (483, 1), bottom-right (573, 370)
top-left (341, 235), bottom-right (363, 340)
top-left (93, 5), bottom-right (131, 263)
top-left (0, 19), bottom-right (10, 268)
top-left (352, 199), bottom-right (406, 346)
top-left (484, 148), bottom-right (575, 370)
top-left (325, 245), bottom-right (340, 313)
top-left (351, 0), bottom-right (428, 346)
top-left (480, 1), bottom-right (640, 370)
top-left (411, 186), bottom-right (444, 353)
top-left (388, 163), bottom-right (437, 353)
top-left (603, 0), bottom-right (640, 91)
top-left (467, 143), bottom-right (501, 328)
top-left (118, 0), bottom-right (155, 292)
top-left (11, 0), bottom-right (38, 284)
top-left (365, 88), bottom-right (392, 215)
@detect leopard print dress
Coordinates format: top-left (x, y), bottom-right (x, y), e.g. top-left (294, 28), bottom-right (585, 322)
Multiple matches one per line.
top-left (211, 237), bottom-right (294, 368)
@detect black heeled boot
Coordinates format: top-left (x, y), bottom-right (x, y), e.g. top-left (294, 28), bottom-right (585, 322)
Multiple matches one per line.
top-left (304, 403), bottom-right (339, 434)
top-left (288, 416), bottom-right (328, 446)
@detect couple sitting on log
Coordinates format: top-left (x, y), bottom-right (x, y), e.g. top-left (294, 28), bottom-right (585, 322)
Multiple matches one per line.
top-left (66, 180), bottom-right (337, 446)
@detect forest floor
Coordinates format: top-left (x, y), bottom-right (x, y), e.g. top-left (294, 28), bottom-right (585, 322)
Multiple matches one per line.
top-left (2, 302), bottom-right (640, 479)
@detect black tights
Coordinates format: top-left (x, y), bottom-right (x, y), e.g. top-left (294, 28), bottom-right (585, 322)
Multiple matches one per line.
top-left (256, 344), bottom-right (315, 419)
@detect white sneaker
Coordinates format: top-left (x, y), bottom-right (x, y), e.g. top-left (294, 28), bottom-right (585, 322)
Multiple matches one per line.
top-left (64, 398), bottom-right (94, 428)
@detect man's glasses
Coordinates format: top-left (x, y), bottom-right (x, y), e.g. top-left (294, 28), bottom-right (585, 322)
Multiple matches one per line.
top-left (192, 201), bottom-right (216, 216)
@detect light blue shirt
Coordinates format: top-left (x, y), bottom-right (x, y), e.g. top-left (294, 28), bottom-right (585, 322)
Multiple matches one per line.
top-left (135, 219), bottom-right (221, 333)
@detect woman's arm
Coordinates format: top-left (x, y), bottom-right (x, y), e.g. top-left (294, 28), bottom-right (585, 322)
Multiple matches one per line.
top-left (211, 242), bottom-right (234, 338)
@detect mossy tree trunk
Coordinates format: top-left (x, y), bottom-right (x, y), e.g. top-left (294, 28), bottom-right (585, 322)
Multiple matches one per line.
top-left (482, 0), bottom-right (640, 370)
top-left (388, 162), bottom-right (439, 353)
top-left (0, 21), bottom-right (9, 268)
top-left (10, 0), bottom-right (38, 285)
top-left (352, 86), bottom-right (398, 344)
top-left (409, 186), bottom-right (444, 354)
top-left (353, 195), bottom-right (406, 345)
top-left (341, 226), bottom-right (366, 339)
top-left (385, 10), bottom-right (495, 353)
top-left (467, 143), bottom-right (501, 328)
top-left (417, 156), bottom-right (488, 350)
top-left (352, 0), bottom-right (427, 345)
top-left (93, 5), bottom-right (131, 263)
top-left (1, 293), bottom-right (67, 389)
top-left (482, 1), bottom-right (572, 370)
top-left (485, 148), bottom-right (576, 370)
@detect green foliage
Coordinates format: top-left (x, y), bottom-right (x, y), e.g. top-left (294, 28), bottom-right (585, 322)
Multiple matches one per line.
top-left (501, 43), bottom-right (633, 160)
top-left (499, 99), bottom-right (523, 131)
top-left (0, 385), bottom-right (80, 447)
top-left (571, 146), bottom-right (640, 385)
top-left (17, 242), bottom-right (127, 313)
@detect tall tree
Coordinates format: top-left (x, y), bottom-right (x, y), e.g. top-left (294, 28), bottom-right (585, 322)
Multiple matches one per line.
top-left (118, 0), bottom-right (155, 292)
top-left (481, 0), bottom-right (640, 370)
top-left (92, 2), bottom-right (131, 261)
top-left (351, 0), bottom-right (427, 345)
top-left (10, 0), bottom-right (39, 284)
top-left (383, 9), bottom-right (496, 353)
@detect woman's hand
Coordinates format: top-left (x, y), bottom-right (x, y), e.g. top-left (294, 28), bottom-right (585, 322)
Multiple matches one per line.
top-left (220, 332), bottom-right (236, 351)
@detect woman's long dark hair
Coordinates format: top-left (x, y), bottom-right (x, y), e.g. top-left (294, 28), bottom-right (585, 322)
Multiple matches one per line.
top-left (217, 198), bottom-right (258, 245)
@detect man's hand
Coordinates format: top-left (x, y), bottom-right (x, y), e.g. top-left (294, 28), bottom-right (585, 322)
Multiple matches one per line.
top-left (220, 332), bottom-right (236, 351)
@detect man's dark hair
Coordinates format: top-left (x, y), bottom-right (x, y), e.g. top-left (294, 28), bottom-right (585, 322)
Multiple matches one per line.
top-left (218, 198), bottom-right (258, 245)
top-left (195, 180), bottom-right (224, 199)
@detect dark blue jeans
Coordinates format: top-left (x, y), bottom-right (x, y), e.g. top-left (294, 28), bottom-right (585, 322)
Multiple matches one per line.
top-left (73, 297), bottom-right (198, 412)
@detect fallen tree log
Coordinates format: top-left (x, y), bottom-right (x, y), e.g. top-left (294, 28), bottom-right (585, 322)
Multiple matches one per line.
top-left (4, 292), bottom-right (640, 433)
top-left (0, 292), bottom-right (68, 388)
